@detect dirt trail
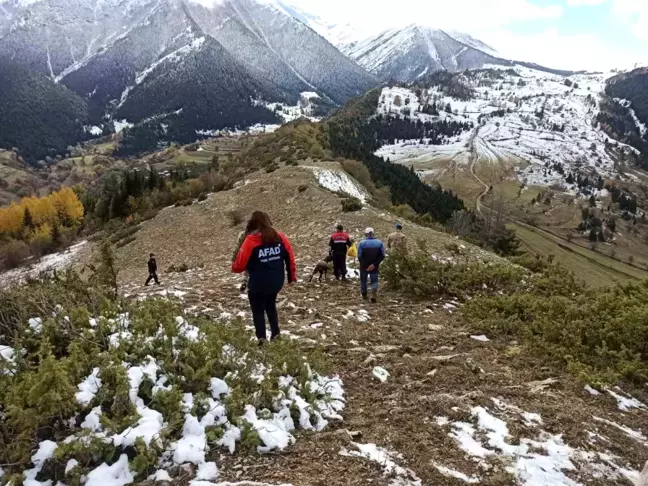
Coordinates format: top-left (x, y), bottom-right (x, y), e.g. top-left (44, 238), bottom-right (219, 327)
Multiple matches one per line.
top-left (468, 125), bottom-right (491, 214)
top-left (106, 165), bottom-right (647, 486)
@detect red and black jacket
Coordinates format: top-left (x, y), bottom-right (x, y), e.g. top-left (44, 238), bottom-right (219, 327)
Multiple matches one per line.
top-left (232, 232), bottom-right (297, 294)
top-left (329, 231), bottom-right (353, 256)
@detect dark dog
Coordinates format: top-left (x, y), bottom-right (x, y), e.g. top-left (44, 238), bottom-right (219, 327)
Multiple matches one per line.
top-left (309, 255), bottom-right (333, 282)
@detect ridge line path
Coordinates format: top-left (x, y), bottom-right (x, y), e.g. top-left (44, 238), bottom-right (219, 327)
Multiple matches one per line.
top-left (111, 167), bottom-right (647, 485)
top-left (468, 123), bottom-right (490, 214)
top-left (121, 257), bottom-right (648, 485)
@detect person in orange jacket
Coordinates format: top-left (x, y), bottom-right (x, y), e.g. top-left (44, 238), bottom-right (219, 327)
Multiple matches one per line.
top-left (232, 211), bottom-right (297, 345)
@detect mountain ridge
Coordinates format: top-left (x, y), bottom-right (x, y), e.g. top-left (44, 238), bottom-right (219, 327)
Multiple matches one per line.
top-left (341, 24), bottom-right (510, 83)
top-left (0, 0), bottom-right (377, 158)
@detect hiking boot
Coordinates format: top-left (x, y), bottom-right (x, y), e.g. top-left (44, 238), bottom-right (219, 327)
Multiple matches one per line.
top-left (258, 339), bottom-right (267, 347)
top-left (371, 297), bottom-right (377, 303)
top-left (271, 334), bottom-right (281, 342)
top-left (371, 290), bottom-right (378, 303)
top-left (361, 292), bottom-right (368, 300)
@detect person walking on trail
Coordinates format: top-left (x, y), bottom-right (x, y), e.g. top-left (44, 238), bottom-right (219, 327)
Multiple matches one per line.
top-left (357, 227), bottom-right (385, 303)
top-left (329, 224), bottom-right (353, 281)
top-left (232, 211), bottom-right (297, 346)
top-left (145, 253), bottom-right (160, 286)
top-left (387, 222), bottom-right (408, 254)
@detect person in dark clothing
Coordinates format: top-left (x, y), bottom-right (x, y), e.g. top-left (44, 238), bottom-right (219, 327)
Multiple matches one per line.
top-left (329, 224), bottom-right (353, 281)
top-left (232, 211), bottom-right (297, 345)
top-left (357, 227), bottom-right (385, 303)
top-left (145, 253), bottom-right (160, 286)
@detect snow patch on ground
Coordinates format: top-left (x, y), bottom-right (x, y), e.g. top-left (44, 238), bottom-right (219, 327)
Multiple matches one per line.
top-left (309, 168), bottom-right (367, 202)
top-left (340, 442), bottom-right (421, 485)
top-left (0, 345), bottom-right (16, 374)
top-left (437, 398), bottom-right (641, 485)
top-left (86, 125), bottom-right (103, 136)
top-left (75, 367), bottom-right (102, 406)
top-left (258, 91), bottom-right (323, 123)
top-left (0, 241), bottom-right (87, 287)
top-left (615, 98), bottom-right (647, 137)
top-left (113, 119), bottom-right (134, 133)
top-left (606, 388), bottom-right (648, 412)
top-left (85, 454), bottom-right (133, 486)
top-left (433, 463), bottom-right (480, 483)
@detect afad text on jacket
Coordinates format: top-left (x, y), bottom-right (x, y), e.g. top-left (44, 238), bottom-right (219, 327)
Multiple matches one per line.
top-left (232, 232), bottom-right (297, 294)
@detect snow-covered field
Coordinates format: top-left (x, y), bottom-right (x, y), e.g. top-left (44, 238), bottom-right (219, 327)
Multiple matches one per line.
top-left (196, 92), bottom-right (322, 138)
top-left (259, 91), bottom-right (323, 124)
top-left (309, 167), bottom-right (368, 202)
top-left (0, 241), bottom-right (87, 287)
top-left (374, 65), bottom-right (641, 193)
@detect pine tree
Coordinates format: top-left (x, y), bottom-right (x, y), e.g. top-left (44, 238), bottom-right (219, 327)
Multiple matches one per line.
top-left (51, 221), bottom-right (62, 248)
top-left (26, 345), bottom-right (77, 423)
top-left (22, 207), bottom-right (34, 231)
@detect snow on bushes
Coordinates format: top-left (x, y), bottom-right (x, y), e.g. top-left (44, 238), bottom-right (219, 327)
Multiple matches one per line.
top-left (0, 287), bottom-right (345, 485)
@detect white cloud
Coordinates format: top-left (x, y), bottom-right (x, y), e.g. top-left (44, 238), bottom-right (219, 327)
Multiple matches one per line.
top-left (285, 0), bottom-right (562, 38)
top-left (566, 0), bottom-right (606, 6)
top-left (610, 0), bottom-right (648, 40)
top-left (483, 27), bottom-right (648, 70)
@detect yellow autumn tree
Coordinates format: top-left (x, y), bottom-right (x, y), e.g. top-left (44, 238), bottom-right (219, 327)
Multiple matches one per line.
top-left (0, 201), bottom-right (25, 236)
top-left (23, 195), bottom-right (57, 227)
top-left (0, 187), bottom-right (84, 239)
top-left (49, 187), bottom-right (84, 226)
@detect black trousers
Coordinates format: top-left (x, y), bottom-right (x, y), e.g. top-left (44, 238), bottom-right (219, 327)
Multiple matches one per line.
top-left (332, 253), bottom-right (347, 280)
top-left (145, 272), bottom-right (160, 285)
top-left (248, 292), bottom-right (280, 340)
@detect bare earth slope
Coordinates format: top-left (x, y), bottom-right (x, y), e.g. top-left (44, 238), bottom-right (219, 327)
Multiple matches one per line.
top-left (114, 163), bottom-right (500, 287)
top-left (82, 164), bottom-right (648, 485)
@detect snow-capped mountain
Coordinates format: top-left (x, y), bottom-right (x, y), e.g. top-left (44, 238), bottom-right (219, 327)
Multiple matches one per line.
top-left (342, 25), bottom-right (509, 83)
top-left (274, 1), bottom-right (362, 47)
top-left (0, 0), bottom-right (377, 138)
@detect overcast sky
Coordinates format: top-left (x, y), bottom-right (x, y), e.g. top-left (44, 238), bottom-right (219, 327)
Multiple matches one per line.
top-left (284, 0), bottom-right (648, 71)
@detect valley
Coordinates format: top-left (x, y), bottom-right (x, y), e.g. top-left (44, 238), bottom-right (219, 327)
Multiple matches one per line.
top-left (371, 65), bottom-right (648, 284)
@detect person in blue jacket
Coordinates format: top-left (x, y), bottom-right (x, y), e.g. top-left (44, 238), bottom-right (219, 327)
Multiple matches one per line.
top-left (357, 227), bottom-right (385, 303)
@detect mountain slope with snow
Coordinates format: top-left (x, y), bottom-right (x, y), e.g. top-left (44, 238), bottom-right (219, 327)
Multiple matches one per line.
top-left (372, 65), bottom-right (642, 192)
top-left (275, 1), bottom-right (362, 47)
top-left (0, 0), bottom-right (377, 155)
top-left (343, 25), bottom-right (508, 83)
top-left (0, 0), bottom-right (376, 105)
top-left (185, 0), bottom-right (377, 104)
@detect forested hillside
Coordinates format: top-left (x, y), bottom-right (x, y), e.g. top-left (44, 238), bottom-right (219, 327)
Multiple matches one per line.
top-left (0, 58), bottom-right (90, 163)
top-left (607, 67), bottom-right (648, 125)
top-left (603, 68), bottom-right (648, 169)
top-left (115, 38), bottom-right (283, 155)
top-left (324, 89), bottom-right (466, 223)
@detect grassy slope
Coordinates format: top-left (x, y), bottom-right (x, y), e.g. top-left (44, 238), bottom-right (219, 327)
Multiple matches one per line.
top-left (511, 223), bottom-right (647, 286)
top-left (407, 151), bottom-right (648, 285)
